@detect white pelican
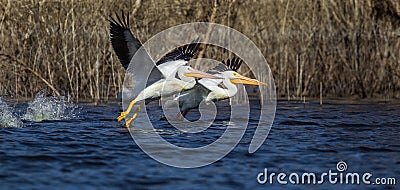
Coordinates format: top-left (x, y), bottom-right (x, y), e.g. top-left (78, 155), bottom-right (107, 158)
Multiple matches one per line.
top-left (174, 58), bottom-right (268, 119)
top-left (109, 12), bottom-right (220, 127)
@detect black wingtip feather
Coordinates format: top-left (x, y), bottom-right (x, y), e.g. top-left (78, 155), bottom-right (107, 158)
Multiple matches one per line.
top-left (109, 11), bottom-right (142, 70)
top-left (109, 11), bottom-right (130, 30)
top-left (156, 38), bottom-right (203, 65)
top-left (223, 57), bottom-right (243, 72)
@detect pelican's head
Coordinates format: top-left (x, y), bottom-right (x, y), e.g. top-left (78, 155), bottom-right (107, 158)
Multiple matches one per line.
top-left (178, 66), bottom-right (221, 81)
top-left (222, 71), bottom-right (268, 86)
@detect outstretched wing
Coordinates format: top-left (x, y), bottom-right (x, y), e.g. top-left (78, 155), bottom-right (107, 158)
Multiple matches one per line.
top-left (156, 38), bottom-right (201, 65)
top-left (110, 11), bottom-right (164, 100)
top-left (206, 57), bottom-right (243, 75)
top-left (109, 11), bottom-right (142, 70)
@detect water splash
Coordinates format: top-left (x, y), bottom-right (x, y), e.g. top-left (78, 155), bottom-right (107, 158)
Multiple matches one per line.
top-left (0, 97), bottom-right (23, 128)
top-left (22, 92), bottom-right (79, 122)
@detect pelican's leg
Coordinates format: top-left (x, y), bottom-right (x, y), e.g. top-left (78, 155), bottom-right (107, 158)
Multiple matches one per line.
top-left (117, 100), bottom-right (136, 121)
top-left (175, 111), bottom-right (183, 120)
top-left (174, 110), bottom-right (188, 121)
top-left (182, 110), bottom-right (189, 118)
top-left (125, 106), bottom-right (141, 128)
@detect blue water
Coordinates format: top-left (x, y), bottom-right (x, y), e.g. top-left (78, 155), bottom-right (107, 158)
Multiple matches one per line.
top-left (0, 100), bottom-right (399, 189)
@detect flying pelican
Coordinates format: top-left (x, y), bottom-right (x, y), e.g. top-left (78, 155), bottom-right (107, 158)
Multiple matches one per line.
top-left (109, 12), bottom-right (220, 127)
top-left (174, 58), bottom-right (268, 119)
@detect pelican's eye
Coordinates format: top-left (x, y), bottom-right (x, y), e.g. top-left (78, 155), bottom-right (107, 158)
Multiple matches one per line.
top-left (233, 72), bottom-right (240, 77)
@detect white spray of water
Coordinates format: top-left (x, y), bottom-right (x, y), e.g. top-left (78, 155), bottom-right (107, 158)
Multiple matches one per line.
top-left (22, 92), bottom-right (79, 122)
top-left (0, 97), bottom-right (23, 128)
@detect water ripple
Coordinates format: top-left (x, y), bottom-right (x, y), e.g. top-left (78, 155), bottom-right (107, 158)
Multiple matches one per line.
top-left (0, 101), bottom-right (399, 189)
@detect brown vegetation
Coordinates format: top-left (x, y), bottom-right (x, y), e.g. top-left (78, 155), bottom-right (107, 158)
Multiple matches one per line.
top-left (0, 0), bottom-right (399, 101)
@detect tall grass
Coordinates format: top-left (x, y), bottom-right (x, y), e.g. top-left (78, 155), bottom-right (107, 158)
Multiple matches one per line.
top-left (0, 0), bottom-right (399, 101)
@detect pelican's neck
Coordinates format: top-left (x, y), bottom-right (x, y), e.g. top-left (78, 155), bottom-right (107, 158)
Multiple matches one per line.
top-left (176, 67), bottom-right (197, 90)
top-left (178, 71), bottom-right (193, 82)
top-left (178, 75), bottom-right (196, 90)
top-left (223, 77), bottom-right (238, 98)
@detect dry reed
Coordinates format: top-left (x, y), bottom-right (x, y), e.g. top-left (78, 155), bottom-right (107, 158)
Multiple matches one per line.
top-left (0, 0), bottom-right (399, 101)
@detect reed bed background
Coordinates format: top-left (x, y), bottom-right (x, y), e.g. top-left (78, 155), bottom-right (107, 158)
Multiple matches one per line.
top-left (0, 0), bottom-right (399, 101)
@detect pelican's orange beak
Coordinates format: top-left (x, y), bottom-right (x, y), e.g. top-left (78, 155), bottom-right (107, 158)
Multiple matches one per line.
top-left (184, 69), bottom-right (222, 79)
top-left (230, 74), bottom-right (268, 86)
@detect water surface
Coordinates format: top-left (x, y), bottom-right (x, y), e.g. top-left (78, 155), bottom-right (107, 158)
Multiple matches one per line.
top-left (0, 100), bottom-right (399, 189)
